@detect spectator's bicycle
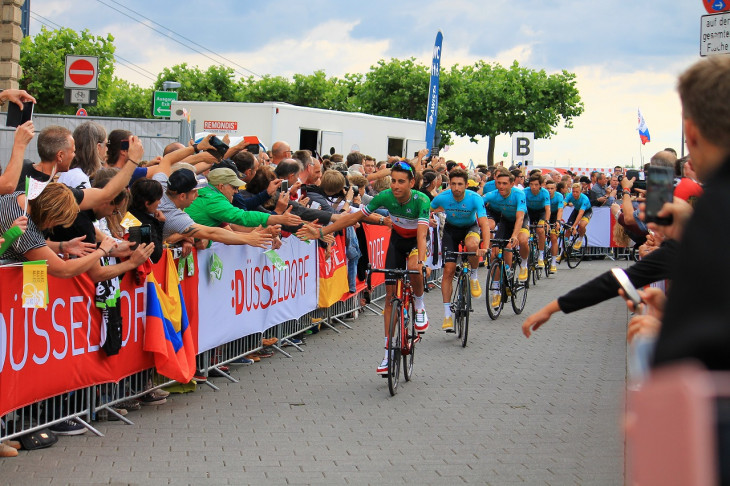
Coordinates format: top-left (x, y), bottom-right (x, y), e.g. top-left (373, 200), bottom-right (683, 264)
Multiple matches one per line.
top-left (368, 265), bottom-right (429, 396)
top-left (485, 238), bottom-right (528, 320)
top-left (560, 221), bottom-right (587, 269)
top-left (444, 250), bottom-right (478, 347)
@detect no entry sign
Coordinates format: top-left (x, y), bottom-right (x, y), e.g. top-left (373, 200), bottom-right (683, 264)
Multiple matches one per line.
top-left (64, 55), bottom-right (99, 89)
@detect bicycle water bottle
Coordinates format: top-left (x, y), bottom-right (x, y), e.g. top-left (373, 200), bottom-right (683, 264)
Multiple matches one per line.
top-left (403, 306), bottom-right (408, 321)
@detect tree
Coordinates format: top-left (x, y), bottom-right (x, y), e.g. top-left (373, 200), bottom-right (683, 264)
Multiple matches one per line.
top-left (354, 58), bottom-right (430, 120)
top-left (444, 61), bottom-right (584, 165)
top-left (237, 74), bottom-right (293, 103)
top-left (153, 64), bottom-right (237, 102)
top-left (19, 27), bottom-right (116, 115)
top-left (290, 70), bottom-right (352, 111)
top-left (93, 78), bottom-right (152, 119)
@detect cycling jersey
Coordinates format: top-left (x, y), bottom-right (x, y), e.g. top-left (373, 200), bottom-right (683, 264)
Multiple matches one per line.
top-left (362, 189), bottom-right (430, 238)
top-left (430, 189), bottom-right (486, 227)
top-left (549, 192), bottom-right (565, 213)
top-left (523, 187), bottom-right (550, 211)
top-left (565, 192), bottom-right (592, 212)
top-left (483, 188), bottom-right (527, 222)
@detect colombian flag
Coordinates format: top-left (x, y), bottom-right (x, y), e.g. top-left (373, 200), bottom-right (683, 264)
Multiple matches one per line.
top-left (637, 108), bottom-right (651, 145)
top-left (143, 249), bottom-right (196, 383)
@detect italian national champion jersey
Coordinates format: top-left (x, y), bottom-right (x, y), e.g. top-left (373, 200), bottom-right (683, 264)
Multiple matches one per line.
top-left (362, 189), bottom-right (431, 238)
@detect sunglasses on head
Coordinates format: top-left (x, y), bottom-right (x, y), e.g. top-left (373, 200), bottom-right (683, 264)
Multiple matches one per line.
top-left (393, 161), bottom-right (413, 173)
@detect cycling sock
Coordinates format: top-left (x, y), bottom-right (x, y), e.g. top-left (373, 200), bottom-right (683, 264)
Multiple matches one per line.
top-left (551, 256), bottom-right (557, 265)
top-left (470, 268), bottom-right (478, 280)
top-left (414, 294), bottom-right (425, 310)
top-left (521, 262), bottom-right (528, 270)
top-left (539, 250), bottom-right (544, 260)
top-left (444, 303), bottom-right (452, 318)
top-left (384, 337), bottom-right (389, 359)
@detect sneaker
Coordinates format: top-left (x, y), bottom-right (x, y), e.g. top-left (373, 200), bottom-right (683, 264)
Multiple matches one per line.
top-left (550, 264), bottom-right (557, 274)
top-left (414, 309), bottom-right (429, 333)
top-left (139, 393), bottom-right (167, 406)
top-left (537, 259), bottom-right (545, 269)
top-left (251, 350), bottom-right (274, 359)
top-left (118, 399), bottom-right (141, 411)
top-left (246, 354), bottom-right (261, 362)
top-left (490, 291), bottom-right (501, 308)
top-left (573, 239), bottom-right (582, 250)
top-left (192, 370), bottom-right (208, 382)
top-left (50, 419), bottom-right (87, 436)
top-left (0, 443), bottom-right (18, 457)
top-left (518, 266), bottom-right (528, 282)
top-left (232, 356), bottom-right (254, 365)
top-left (470, 279), bottom-right (482, 298)
top-left (151, 388), bottom-right (170, 398)
top-left (282, 338), bottom-right (304, 347)
top-left (376, 358), bottom-right (388, 375)
top-left (442, 316), bottom-right (454, 331)
top-left (261, 337), bottom-right (278, 347)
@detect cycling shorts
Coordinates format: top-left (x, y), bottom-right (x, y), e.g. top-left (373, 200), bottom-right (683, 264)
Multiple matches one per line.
top-left (384, 231), bottom-right (418, 285)
top-left (527, 209), bottom-right (547, 228)
top-left (493, 217), bottom-right (529, 241)
top-left (442, 222), bottom-right (480, 263)
top-left (566, 207), bottom-right (593, 226)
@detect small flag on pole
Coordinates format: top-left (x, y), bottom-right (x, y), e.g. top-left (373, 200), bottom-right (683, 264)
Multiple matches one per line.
top-left (637, 108), bottom-right (651, 145)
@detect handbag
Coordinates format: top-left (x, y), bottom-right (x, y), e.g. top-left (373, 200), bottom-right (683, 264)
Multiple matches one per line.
top-left (17, 428), bottom-right (58, 450)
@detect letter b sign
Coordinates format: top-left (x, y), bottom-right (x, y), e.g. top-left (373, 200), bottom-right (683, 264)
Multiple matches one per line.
top-left (511, 132), bottom-right (534, 167)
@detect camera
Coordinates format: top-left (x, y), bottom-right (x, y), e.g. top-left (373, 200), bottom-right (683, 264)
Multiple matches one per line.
top-left (351, 185), bottom-right (359, 193)
top-left (120, 139), bottom-right (130, 150)
top-left (618, 175), bottom-right (624, 183)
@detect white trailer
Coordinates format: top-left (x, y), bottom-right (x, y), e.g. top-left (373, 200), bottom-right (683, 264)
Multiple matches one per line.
top-left (169, 100), bottom-right (427, 161)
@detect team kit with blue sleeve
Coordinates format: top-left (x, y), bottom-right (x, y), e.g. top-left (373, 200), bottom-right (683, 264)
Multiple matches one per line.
top-left (549, 192), bottom-right (565, 224)
top-left (564, 192), bottom-right (593, 225)
top-left (483, 188), bottom-right (529, 240)
top-left (523, 187), bottom-right (550, 224)
top-left (431, 189), bottom-right (487, 263)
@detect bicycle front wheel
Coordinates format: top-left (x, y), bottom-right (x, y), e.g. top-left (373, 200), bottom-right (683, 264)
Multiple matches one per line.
top-left (510, 260), bottom-right (528, 315)
top-left (461, 274), bottom-right (470, 348)
top-left (567, 234), bottom-right (587, 269)
top-left (453, 273), bottom-right (463, 339)
top-left (485, 260), bottom-right (504, 320)
top-left (387, 299), bottom-right (402, 396)
top-left (402, 297), bottom-right (416, 382)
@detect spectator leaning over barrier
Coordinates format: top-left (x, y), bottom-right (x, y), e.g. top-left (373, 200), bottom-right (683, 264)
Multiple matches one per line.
top-left (0, 120), bottom-right (34, 194)
top-left (151, 136), bottom-right (272, 248)
top-left (589, 173), bottom-right (616, 207)
top-left (185, 167), bottom-right (302, 236)
top-left (58, 121), bottom-right (106, 190)
top-left (128, 178), bottom-right (165, 264)
top-left (274, 158), bottom-right (303, 200)
top-left (222, 150), bottom-right (282, 212)
top-left (16, 124), bottom-right (75, 192)
top-left (294, 149), bottom-right (322, 187)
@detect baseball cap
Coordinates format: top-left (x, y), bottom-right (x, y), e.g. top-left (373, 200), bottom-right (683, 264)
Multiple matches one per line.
top-left (207, 168), bottom-right (245, 188)
top-left (168, 168), bottom-right (207, 193)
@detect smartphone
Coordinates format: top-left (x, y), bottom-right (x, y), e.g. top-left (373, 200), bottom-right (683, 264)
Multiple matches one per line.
top-left (351, 185), bottom-right (359, 193)
top-left (6, 101), bottom-right (34, 127)
top-left (644, 166), bottom-right (674, 225)
top-left (441, 181), bottom-right (448, 190)
top-left (128, 224), bottom-right (151, 249)
top-left (120, 139), bottom-right (130, 150)
top-left (281, 180), bottom-right (289, 193)
top-left (300, 186), bottom-right (307, 198)
top-left (245, 143), bottom-right (260, 155)
top-left (610, 267), bottom-right (642, 307)
top-left (208, 135), bottom-right (229, 158)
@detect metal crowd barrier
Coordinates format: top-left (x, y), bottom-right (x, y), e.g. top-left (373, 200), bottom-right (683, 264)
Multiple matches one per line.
top-left (0, 266), bottom-right (447, 443)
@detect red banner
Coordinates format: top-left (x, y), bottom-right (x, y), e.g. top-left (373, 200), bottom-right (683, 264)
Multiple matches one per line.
top-left (0, 252), bottom-right (199, 416)
top-left (362, 223), bottom-right (391, 287)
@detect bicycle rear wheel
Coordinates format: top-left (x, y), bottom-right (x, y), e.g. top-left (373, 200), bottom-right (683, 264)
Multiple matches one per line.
top-left (567, 234), bottom-right (587, 269)
top-left (510, 260), bottom-right (528, 314)
top-left (485, 259), bottom-right (504, 320)
top-left (402, 297), bottom-right (416, 382)
top-left (461, 274), bottom-right (470, 348)
top-left (387, 299), bottom-right (402, 396)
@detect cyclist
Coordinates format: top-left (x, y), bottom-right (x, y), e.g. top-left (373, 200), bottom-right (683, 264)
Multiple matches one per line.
top-left (482, 168), bottom-right (530, 308)
top-left (545, 179), bottom-right (565, 273)
top-left (564, 182), bottom-right (592, 248)
top-left (297, 161), bottom-right (431, 375)
top-left (430, 168), bottom-right (490, 332)
top-left (523, 173), bottom-right (551, 269)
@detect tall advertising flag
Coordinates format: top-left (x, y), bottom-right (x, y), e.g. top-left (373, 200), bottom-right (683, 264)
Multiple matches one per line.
top-left (637, 108), bottom-right (651, 145)
top-left (425, 31), bottom-right (443, 152)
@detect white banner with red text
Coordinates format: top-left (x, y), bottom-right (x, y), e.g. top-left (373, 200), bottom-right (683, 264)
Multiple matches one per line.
top-left (195, 237), bottom-right (318, 353)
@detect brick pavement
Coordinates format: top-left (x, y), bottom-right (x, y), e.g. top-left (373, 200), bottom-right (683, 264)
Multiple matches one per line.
top-left (1, 259), bottom-right (629, 485)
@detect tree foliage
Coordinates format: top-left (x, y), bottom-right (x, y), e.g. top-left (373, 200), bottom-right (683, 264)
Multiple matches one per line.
top-left (153, 64), bottom-right (237, 102)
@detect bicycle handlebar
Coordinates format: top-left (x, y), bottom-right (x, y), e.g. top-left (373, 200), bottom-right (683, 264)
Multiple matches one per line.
top-left (444, 251), bottom-right (478, 257)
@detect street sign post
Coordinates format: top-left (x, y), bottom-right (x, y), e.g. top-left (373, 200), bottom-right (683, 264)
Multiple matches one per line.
top-left (64, 55), bottom-right (98, 89)
top-left (512, 132), bottom-right (534, 167)
top-left (153, 91), bottom-right (178, 117)
top-left (701, 12), bottom-right (730, 56)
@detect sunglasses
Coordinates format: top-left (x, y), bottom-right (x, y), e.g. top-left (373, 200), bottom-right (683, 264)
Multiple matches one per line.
top-left (392, 161), bottom-right (414, 173)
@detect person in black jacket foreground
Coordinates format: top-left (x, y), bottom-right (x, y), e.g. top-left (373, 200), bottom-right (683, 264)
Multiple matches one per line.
top-left (523, 56), bottom-right (730, 372)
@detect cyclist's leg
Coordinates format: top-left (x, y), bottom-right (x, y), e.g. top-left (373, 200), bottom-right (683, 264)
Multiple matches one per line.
top-left (440, 224), bottom-right (462, 323)
top-left (517, 221), bottom-right (530, 281)
top-left (380, 233), bottom-right (408, 373)
top-left (406, 246), bottom-right (429, 332)
top-left (536, 219), bottom-right (546, 264)
top-left (464, 226), bottom-right (482, 297)
top-left (549, 213), bottom-right (559, 269)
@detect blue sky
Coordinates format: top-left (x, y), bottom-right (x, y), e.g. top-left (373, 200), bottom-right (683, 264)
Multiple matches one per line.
top-left (30, 1), bottom-right (709, 167)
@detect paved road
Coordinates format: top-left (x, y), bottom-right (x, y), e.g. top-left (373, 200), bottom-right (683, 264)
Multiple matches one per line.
top-left (3, 258), bottom-right (629, 485)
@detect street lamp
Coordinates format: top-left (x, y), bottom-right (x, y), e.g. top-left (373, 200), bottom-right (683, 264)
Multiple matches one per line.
top-left (162, 81), bottom-right (181, 91)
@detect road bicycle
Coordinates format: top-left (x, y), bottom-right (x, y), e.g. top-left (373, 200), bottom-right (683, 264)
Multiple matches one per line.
top-left (527, 223), bottom-right (544, 287)
top-left (559, 221), bottom-right (588, 269)
top-left (367, 265), bottom-right (429, 396)
top-left (485, 238), bottom-right (528, 320)
top-left (444, 250), bottom-right (478, 347)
